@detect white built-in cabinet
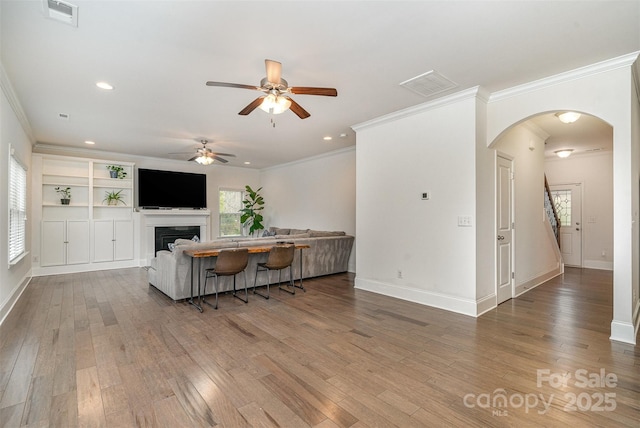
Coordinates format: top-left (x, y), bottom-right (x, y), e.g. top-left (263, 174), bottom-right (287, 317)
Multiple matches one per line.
top-left (93, 220), bottom-right (134, 262)
top-left (41, 220), bottom-right (90, 266)
top-left (34, 154), bottom-right (136, 274)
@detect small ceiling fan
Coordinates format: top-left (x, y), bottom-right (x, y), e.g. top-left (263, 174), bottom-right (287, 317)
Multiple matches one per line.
top-left (206, 59), bottom-right (337, 119)
top-left (170, 139), bottom-right (236, 165)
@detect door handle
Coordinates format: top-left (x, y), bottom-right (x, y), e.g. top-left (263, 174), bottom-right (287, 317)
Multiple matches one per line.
top-left (497, 235), bottom-right (504, 240)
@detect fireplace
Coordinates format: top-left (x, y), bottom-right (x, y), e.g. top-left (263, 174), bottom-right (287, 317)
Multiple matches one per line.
top-left (138, 209), bottom-right (211, 265)
top-left (154, 226), bottom-right (201, 253)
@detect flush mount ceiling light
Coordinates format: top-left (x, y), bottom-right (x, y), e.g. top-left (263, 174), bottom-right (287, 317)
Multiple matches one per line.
top-left (84, 140), bottom-right (95, 145)
top-left (555, 111), bottom-right (581, 124)
top-left (555, 149), bottom-right (574, 158)
top-left (96, 81), bottom-right (114, 90)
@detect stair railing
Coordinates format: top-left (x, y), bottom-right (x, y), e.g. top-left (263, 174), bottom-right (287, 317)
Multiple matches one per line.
top-left (544, 175), bottom-right (561, 249)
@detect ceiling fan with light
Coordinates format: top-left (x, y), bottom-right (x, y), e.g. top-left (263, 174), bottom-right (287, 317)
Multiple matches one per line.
top-left (170, 139), bottom-right (236, 165)
top-left (206, 59), bottom-right (338, 119)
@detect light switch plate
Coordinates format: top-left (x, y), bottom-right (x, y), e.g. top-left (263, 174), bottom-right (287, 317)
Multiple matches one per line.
top-left (458, 216), bottom-right (472, 227)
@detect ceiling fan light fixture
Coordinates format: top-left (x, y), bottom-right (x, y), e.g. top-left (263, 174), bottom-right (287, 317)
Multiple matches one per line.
top-left (259, 94), bottom-right (291, 114)
top-left (554, 149), bottom-right (574, 158)
top-left (195, 155), bottom-right (214, 165)
top-left (555, 111), bottom-right (581, 124)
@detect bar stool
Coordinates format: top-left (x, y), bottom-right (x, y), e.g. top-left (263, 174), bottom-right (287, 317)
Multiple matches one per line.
top-left (253, 245), bottom-right (295, 299)
top-left (202, 248), bottom-right (249, 309)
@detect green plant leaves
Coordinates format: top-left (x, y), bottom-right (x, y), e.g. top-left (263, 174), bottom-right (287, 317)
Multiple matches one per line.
top-left (242, 185), bottom-right (265, 235)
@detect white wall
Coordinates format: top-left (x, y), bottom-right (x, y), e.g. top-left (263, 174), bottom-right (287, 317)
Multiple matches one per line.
top-left (1, 69), bottom-right (33, 323)
top-left (354, 91), bottom-right (481, 315)
top-left (494, 124), bottom-right (561, 292)
top-left (260, 147), bottom-right (356, 271)
top-left (545, 152), bottom-right (614, 270)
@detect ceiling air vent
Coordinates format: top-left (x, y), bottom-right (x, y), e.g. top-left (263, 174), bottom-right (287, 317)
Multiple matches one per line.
top-left (42, 0), bottom-right (78, 27)
top-left (400, 70), bottom-right (458, 98)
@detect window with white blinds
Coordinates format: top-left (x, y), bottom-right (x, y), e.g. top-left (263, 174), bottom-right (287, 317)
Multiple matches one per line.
top-left (9, 148), bottom-right (27, 265)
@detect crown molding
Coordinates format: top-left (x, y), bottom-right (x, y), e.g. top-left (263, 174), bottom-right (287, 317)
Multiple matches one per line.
top-left (0, 62), bottom-right (35, 143)
top-left (489, 51), bottom-right (640, 103)
top-left (261, 145), bottom-right (355, 173)
top-left (352, 86), bottom-right (484, 132)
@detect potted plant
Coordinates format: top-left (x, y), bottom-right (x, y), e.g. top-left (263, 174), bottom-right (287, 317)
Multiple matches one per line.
top-left (106, 165), bottom-right (127, 179)
top-left (55, 186), bottom-right (71, 205)
top-left (240, 185), bottom-right (265, 236)
top-left (103, 189), bottom-right (126, 206)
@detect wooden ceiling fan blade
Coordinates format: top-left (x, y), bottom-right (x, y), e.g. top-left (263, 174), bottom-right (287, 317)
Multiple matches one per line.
top-left (213, 156), bottom-right (229, 163)
top-left (210, 152), bottom-right (236, 157)
top-left (290, 86), bottom-right (338, 96)
top-left (288, 98), bottom-right (311, 119)
top-left (265, 59), bottom-right (282, 84)
top-left (206, 81), bottom-right (260, 91)
top-left (187, 155), bottom-right (199, 162)
top-left (239, 96), bottom-right (265, 115)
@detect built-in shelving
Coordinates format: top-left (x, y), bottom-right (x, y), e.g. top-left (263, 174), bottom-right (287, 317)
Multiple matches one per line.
top-left (33, 154), bottom-right (137, 274)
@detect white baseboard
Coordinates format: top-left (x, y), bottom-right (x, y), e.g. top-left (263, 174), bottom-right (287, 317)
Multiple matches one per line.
top-left (32, 259), bottom-right (140, 277)
top-left (583, 259), bottom-right (613, 271)
top-left (354, 277), bottom-right (478, 317)
top-left (476, 293), bottom-right (496, 316)
top-left (515, 266), bottom-right (563, 297)
top-left (610, 320), bottom-right (637, 345)
top-left (0, 271), bottom-right (31, 326)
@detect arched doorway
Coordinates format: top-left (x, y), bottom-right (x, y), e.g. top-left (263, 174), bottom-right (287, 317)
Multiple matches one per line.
top-left (489, 110), bottom-right (621, 331)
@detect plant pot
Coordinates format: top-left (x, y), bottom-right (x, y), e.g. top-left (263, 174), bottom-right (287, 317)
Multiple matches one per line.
top-left (109, 171), bottom-right (118, 178)
top-left (60, 199), bottom-right (70, 205)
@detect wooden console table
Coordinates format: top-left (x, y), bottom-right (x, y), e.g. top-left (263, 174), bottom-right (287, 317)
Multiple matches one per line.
top-left (184, 243), bottom-right (310, 312)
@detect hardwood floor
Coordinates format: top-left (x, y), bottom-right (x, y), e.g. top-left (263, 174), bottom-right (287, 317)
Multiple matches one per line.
top-left (0, 267), bottom-right (638, 427)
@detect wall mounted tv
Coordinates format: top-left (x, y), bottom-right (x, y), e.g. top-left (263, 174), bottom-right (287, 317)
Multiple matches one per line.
top-left (137, 168), bottom-right (207, 209)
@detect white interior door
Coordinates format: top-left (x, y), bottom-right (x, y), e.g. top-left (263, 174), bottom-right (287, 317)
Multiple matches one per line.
top-left (550, 184), bottom-right (582, 267)
top-left (496, 155), bottom-right (514, 304)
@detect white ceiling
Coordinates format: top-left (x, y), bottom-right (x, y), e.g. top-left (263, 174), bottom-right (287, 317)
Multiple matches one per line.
top-left (2, 1), bottom-right (638, 168)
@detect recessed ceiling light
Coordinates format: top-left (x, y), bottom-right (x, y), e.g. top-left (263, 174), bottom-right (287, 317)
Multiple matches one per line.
top-left (339, 133), bottom-right (347, 138)
top-left (323, 136), bottom-right (332, 141)
top-left (84, 140), bottom-right (95, 145)
top-left (244, 161), bottom-right (251, 165)
top-left (96, 81), bottom-right (114, 90)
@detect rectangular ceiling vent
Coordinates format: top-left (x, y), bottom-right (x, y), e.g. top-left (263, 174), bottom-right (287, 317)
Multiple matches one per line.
top-left (400, 70), bottom-right (458, 98)
top-left (42, 0), bottom-right (78, 27)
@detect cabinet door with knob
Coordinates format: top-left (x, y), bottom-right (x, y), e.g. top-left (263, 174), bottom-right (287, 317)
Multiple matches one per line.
top-left (41, 220), bottom-right (90, 266)
top-left (93, 220), bottom-right (134, 262)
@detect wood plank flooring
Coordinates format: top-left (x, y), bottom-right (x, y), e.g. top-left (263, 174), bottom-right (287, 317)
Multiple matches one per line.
top-left (0, 267), bottom-right (638, 427)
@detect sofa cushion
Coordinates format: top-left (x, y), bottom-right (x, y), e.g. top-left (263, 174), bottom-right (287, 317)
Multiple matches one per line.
top-left (308, 230), bottom-right (347, 237)
top-left (290, 228), bottom-right (310, 235)
top-left (269, 227), bottom-right (290, 235)
top-left (275, 233), bottom-right (310, 240)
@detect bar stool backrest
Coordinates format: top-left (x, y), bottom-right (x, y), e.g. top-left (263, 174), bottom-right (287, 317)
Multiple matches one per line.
top-left (264, 245), bottom-right (295, 270)
top-left (214, 248), bottom-right (249, 275)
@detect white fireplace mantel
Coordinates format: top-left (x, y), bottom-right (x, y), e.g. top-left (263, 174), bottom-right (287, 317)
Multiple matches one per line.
top-left (138, 209), bottom-right (211, 265)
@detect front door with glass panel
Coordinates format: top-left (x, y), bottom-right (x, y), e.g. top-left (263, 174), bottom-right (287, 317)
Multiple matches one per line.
top-left (550, 183), bottom-right (582, 267)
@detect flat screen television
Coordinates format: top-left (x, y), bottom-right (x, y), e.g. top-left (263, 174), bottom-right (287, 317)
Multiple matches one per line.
top-left (137, 168), bottom-right (207, 209)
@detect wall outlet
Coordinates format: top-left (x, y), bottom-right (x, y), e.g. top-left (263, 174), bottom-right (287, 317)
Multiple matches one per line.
top-left (458, 216), bottom-right (473, 227)
top-left (33, 255), bottom-right (38, 263)
top-left (421, 192), bottom-right (430, 200)
top-left (397, 269), bottom-right (403, 279)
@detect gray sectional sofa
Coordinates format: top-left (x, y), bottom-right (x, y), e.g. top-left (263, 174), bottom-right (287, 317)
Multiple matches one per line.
top-left (147, 227), bottom-right (354, 301)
